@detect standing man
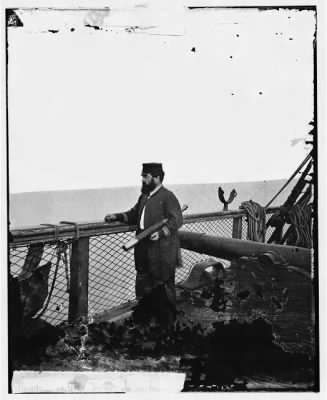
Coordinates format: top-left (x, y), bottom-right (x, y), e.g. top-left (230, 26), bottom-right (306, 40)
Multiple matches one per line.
top-left (104, 163), bottom-right (183, 328)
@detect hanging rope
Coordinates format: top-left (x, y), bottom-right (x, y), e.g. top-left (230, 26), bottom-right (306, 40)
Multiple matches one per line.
top-left (63, 244), bottom-right (70, 293)
top-left (289, 204), bottom-right (312, 248)
top-left (282, 189), bottom-right (312, 248)
top-left (33, 240), bottom-right (70, 319)
top-left (240, 200), bottom-right (266, 242)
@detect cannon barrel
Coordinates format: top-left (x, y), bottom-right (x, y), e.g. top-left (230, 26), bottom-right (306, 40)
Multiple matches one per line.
top-left (178, 230), bottom-right (311, 271)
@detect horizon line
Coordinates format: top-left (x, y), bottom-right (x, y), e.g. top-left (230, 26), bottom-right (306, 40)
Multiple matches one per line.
top-left (9, 177), bottom-right (291, 196)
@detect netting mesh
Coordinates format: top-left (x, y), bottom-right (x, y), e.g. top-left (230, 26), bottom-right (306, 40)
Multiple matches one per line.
top-left (9, 241), bottom-right (72, 325)
top-left (9, 212), bottom-right (276, 325)
top-left (88, 231), bottom-right (136, 316)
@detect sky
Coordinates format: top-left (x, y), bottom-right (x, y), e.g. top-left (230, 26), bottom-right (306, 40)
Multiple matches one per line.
top-left (6, 2), bottom-right (316, 193)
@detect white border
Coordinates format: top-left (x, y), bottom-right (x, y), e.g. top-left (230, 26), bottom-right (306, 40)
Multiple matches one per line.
top-left (1, 1), bottom-right (326, 399)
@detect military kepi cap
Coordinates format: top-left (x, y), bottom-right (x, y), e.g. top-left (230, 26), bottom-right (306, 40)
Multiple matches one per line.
top-left (142, 163), bottom-right (164, 176)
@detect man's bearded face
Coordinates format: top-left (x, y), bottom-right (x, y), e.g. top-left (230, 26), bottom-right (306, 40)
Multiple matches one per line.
top-left (141, 175), bottom-right (156, 194)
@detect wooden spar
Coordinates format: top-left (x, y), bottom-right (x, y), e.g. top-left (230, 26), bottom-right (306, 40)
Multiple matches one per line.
top-left (68, 237), bottom-right (89, 322)
top-left (178, 230), bottom-right (311, 271)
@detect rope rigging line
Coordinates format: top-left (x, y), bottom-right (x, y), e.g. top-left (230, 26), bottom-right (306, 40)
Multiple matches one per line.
top-left (264, 152), bottom-right (312, 209)
top-left (33, 240), bottom-right (70, 319)
top-left (282, 189), bottom-right (312, 248)
top-left (64, 244), bottom-right (70, 293)
top-left (240, 200), bottom-right (266, 242)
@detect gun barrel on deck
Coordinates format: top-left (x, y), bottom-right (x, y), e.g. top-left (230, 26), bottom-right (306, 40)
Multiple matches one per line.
top-left (178, 230), bottom-right (311, 270)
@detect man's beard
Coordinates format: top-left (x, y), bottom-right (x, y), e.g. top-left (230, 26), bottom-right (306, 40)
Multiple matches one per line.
top-left (141, 178), bottom-right (156, 194)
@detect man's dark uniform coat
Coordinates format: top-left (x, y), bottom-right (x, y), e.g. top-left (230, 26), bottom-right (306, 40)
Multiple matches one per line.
top-left (117, 186), bottom-right (183, 302)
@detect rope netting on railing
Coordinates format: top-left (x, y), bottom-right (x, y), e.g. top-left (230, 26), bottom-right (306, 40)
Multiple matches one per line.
top-left (10, 241), bottom-right (72, 325)
top-left (88, 231), bottom-right (136, 317)
top-left (9, 211), bottom-right (278, 326)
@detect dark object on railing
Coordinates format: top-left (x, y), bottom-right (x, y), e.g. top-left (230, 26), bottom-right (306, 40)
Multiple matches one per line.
top-left (178, 231), bottom-right (311, 271)
top-left (218, 187), bottom-right (237, 211)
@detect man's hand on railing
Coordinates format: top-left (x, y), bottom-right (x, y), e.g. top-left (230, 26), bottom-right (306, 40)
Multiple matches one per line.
top-left (104, 214), bottom-right (118, 223)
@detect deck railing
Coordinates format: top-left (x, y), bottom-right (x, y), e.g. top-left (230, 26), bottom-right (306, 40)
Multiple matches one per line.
top-left (9, 207), bottom-right (279, 326)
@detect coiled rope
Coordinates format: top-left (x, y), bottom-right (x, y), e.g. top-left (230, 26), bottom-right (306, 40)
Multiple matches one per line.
top-left (284, 189), bottom-right (312, 248)
top-left (288, 204), bottom-right (312, 248)
top-left (240, 200), bottom-right (266, 242)
top-left (264, 153), bottom-right (313, 246)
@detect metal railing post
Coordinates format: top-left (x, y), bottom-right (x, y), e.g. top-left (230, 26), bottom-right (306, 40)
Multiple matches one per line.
top-left (231, 216), bottom-right (243, 270)
top-left (68, 237), bottom-right (89, 322)
top-left (232, 216), bottom-right (243, 239)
